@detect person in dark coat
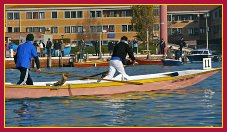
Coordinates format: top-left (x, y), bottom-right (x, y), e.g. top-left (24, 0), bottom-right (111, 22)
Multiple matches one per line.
top-left (160, 38), bottom-right (165, 55)
top-left (94, 40), bottom-right (100, 56)
top-left (175, 48), bottom-right (181, 60)
top-left (178, 37), bottom-right (186, 56)
top-left (46, 38), bottom-right (52, 57)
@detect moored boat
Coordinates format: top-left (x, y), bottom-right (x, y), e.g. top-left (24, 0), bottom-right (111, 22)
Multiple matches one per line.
top-left (135, 59), bottom-right (162, 65)
top-left (5, 67), bottom-right (221, 99)
top-left (187, 49), bottom-right (212, 62)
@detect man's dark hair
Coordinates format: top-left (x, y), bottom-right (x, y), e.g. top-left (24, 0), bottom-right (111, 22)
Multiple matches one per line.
top-left (26, 34), bottom-right (34, 41)
top-left (121, 36), bottom-right (128, 41)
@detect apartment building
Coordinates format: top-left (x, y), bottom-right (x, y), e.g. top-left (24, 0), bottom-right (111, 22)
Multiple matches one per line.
top-left (5, 5), bottom-right (222, 53)
top-left (5, 5), bottom-right (154, 44)
top-left (167, 5), bottom-right (222, 53)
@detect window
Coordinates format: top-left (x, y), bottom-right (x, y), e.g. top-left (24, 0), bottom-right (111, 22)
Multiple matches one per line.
top-left (26, 27), bottom-right (33, 32)
top-left (90, 26), bottom-right (96, 32)
top-left (153, 24), bottom-right (160, 31)
top-left (26, 12), bottom-right (32, 19)
top-left (14, 12), bottom-right (20, 20)
top-left (90, 11), bottom-right (101, 18)
top-left (121, 10), bottom-right (131, 17)
top-left (172, 28), bottom-right (177, 34)
top-left (40, 27), bottom-right (46, 34)
top-left (90, 11), bottom-right (95, 18)
top-left (96, 11), bottom-right (101, 17)
top-left (109, 11), bottom-right (115, 17)
top-left (128, 25), bottom-right (133, 31)
top-left (51, 27), bottom-right (58, 33)
top-left (71, 26), bottom-right (83, 33)
top-left (97, 26), bottom-right (102, 32)
top-left (167, 15), bottom-right (172, 21)
top-left (109, 25), bottom-right (115, 32)
top-left (7, 12), bottom-right (20, 20)
top-left (33, 27), bottom-right (40, 32)
top-left (178, 28), bottom-right (183, 34)
top-left (33, 12), bottom-right (39, 19)
top-left (71, 11), bottom-right (77, 18)
top-left (78, 26), bottom-right (83, 33)
top-left (103, 25), bottom-right (108, 31)
top-left (200, 28), bottom-right (206, 34)
top-left (122, 25), bottom-right (127, 32)
top-left (65, 11), bottom-right (70, 18)
top-left (188, 28), bottom-right (193, 35)
top-left (77, 11), bottom-right (83, 18)
top-left (194, 28), bottom-right (199, 35)
top-left (7, 13), bottom-right (13, 20)
top-left (14, 27), bottom-right (20, 32)
top-left (52, 11), bottom-right (57, 19)
top-left (153, 7), bottom-right (160, 16)
top-left (7, 27), bottom-right (12, 32)
top-left (65, 26), bottom-right (71, 33)
top-left (39, 12), bottom-right (45, 19)
top-left (71, 26), bottom-right (78, 33)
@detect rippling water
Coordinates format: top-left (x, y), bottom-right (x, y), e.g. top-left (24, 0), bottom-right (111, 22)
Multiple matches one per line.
top-left (5, 62), bottom-right (222, 127)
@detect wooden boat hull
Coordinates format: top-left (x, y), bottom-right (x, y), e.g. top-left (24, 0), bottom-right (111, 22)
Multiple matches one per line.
top-left (5, 68), bottom-right (221, 99)
top-left (136, 59), bottom-right (162, 65)
top-left (74, 61), bottom-right (109, 68)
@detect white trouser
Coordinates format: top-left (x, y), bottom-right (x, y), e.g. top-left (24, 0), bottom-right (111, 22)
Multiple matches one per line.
top-left (104, 60), bottom-right (130, 80)
top-left (9, 49), bottom-right (13, 58)
top-left (55, 50), bottom-right (60, 57)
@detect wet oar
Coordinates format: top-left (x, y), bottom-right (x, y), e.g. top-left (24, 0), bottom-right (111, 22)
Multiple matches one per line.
top-left (34, 71), bottom-right (143, 85)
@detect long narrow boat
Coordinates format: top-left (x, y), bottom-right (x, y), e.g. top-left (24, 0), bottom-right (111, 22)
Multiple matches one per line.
top-left (5, 68), bottom-right (221, 99)
top-left (74, 61), bottom-right (109, 68)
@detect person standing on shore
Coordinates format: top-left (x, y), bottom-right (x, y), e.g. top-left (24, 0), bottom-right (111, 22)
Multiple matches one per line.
top-left (14, 34), bottom-right (41, 85)
top-left (60, 40), bottom-right (65, 57)
top-left (46, 38), bottom-right (52, 57)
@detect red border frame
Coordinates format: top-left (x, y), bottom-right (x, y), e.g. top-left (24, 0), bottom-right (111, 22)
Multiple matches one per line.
top-left (1, 0), bottom-right (225, 132)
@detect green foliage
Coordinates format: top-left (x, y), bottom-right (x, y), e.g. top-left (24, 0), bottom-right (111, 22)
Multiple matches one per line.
top-left (131, 5), bottom-right (155, 44)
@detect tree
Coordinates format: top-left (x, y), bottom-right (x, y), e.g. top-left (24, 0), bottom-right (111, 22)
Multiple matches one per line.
top-left (131, 5), bottom-right (155, 49)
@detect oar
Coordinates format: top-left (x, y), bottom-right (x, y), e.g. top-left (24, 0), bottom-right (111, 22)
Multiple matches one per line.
top-left (34, 71), bottom-right (143, 85)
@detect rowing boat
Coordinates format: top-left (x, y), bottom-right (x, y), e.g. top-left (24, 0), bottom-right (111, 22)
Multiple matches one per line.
top-left (5, 68), bottom-right (221, 99)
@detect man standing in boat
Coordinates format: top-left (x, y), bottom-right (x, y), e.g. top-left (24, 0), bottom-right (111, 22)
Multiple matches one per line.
top-left (14, 34), bottom-right (41, 85)
top-left (103, 36), bottom-right (136, 81)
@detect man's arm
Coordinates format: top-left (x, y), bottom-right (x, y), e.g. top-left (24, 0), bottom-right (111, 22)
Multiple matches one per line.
top-left (34, 56), bottom-right (41, 71)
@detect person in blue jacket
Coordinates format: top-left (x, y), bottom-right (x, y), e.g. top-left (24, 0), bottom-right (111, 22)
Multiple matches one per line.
top-left (14, 34), bottom-right (41, 85)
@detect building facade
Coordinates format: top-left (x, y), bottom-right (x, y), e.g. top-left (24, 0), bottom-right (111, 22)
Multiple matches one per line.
top-left (6, 5), bottom-right (160, 45)
top-left (167, 5), bottom-right (222, 53)
top-left (5, 5), bottom-right (222, 53)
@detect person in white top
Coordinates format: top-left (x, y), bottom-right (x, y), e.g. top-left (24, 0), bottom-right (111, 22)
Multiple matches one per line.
top-left (39, 40), bottom-right (44, 57)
